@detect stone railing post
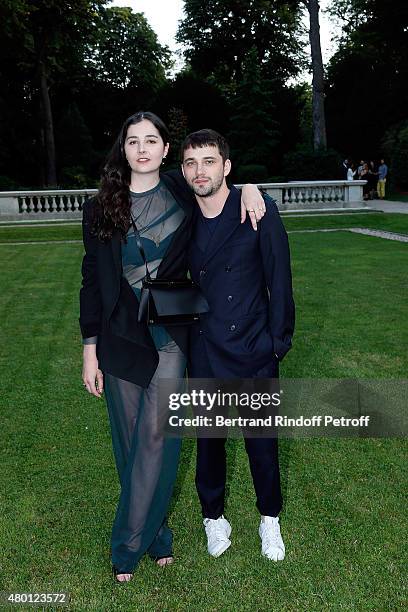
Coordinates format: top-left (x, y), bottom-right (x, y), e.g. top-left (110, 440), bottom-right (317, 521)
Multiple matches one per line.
top-left (345, 181), bottom-right (364, 203)
top-left (0, 194), bottom-right (19, 215)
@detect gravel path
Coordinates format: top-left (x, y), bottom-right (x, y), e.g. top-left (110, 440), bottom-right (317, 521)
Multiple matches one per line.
top-left (287, 228), bottom-right (408, 242)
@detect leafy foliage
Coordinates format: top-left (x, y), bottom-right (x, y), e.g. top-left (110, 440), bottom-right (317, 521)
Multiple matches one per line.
top-left (0, 1), bottom-right (173, 187)
top-left (85, 7), bottom-right (171, 91)
top-left (325, 0), bottom-right (408, 160)
top-left (177, 0), bottom-right (306, 92)
top-left (283, 148), bottom-right (343, 180)
top-left (382, 121), bottom-right (408, 190)
top-left (228, 47), bottom-right (280, 174)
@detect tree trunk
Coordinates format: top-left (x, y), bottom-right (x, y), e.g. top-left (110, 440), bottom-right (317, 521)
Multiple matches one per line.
top-left (307, 0), bottom-right (327, 150)
top-left (39, 61), bottom-right (57, 186)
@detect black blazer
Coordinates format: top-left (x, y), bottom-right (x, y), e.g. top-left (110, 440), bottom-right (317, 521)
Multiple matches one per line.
top-left (188, 187), bottom-right (295, 378)
top-left (79, 170), bottom-right (195, 387)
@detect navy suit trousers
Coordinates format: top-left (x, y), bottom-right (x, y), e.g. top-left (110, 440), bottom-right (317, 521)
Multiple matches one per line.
top-left (193, 342), bottom-right (283, 518)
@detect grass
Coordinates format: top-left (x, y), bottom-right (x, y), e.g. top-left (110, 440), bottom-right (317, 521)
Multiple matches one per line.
top-left (282, 212), bottom-right (408, 235)
top-left (0, 219), bottom-right (407, 610)
top-left (0, 223), bottom-right (82, 243)
top-left (0, 213), bottom-right (408, 244)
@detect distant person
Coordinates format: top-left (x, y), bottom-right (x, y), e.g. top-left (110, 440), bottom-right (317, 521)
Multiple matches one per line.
top-left (357, 160), bottom-right (365, 179)
top-left (347, 164), bottom-right (357, 181)
top-left (377, 159), bottom-right (388, 200)
top-left (342, 158), bottom-right (350, 179)
top-left (360, 163), bottom-right (370, 200)
top-left (368, 161), bottom-right (378, 199)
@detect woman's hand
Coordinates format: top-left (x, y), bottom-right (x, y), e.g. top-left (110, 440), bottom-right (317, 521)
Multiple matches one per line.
top-left (240, 184), bottom-right (266, 230)
top-left (82, 344), bottom-right (104, 398)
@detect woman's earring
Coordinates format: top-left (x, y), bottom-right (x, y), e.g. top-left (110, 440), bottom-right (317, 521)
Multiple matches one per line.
top-left (161, 157), bottom-right (167, 165)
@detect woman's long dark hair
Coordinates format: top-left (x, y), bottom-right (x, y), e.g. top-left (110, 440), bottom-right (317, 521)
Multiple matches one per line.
top-left (93, 111), bottom-right (170, 241)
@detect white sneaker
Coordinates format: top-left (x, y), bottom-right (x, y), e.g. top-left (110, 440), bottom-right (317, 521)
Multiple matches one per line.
top-left (203, 516), bottom-right (232, 557)
top-left (259, 516), bottom-right (285, 561)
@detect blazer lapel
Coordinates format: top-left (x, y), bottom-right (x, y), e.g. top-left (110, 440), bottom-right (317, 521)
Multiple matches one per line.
top-left (107, 232), bottom-right (122, 318)
top-left (200, 186), bottom-right (241, 267)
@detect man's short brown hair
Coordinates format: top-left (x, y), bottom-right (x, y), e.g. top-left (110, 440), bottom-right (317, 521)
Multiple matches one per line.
top-left (181, 129), bottom-right (230, 163)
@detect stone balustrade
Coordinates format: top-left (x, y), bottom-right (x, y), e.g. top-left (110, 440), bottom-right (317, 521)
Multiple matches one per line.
top-left (0, 189), bottom-right (97, 221)
top-left (0, 180), bottom-right (367, 221)
top-left (237, 180), bottom-right (367, 211)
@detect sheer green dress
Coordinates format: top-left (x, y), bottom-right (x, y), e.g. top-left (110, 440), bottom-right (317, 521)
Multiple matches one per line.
top-left (103, 181), bottom-right (187, 572)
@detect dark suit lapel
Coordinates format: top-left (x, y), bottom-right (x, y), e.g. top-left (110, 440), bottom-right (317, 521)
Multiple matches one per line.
top-left (200, 186), bottom-right (241, 267)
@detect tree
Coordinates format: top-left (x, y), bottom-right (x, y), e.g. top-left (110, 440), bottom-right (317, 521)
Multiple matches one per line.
top-left (154, 71), bottom-right (231, 137)
top-left (166, 107), bottom-right (188, 166)
top-left (0, 2), bottom-right (172, 187)
top-left (382, 121), bottom-right (408, 191)
top-left (325, 0), bottom-right (408, 157)
top-left (85, 7), bottom-right (172, 92)
top-left (56, 103), bottom-right (94, 173)
top-left (0, 0), bottom-right (107, 186)
top-left (302, 0), bottom-right (327, 150)
top-left (228, 47), bottom-right (280, 179)
top-left (177, 0), bottom-right (305, 93)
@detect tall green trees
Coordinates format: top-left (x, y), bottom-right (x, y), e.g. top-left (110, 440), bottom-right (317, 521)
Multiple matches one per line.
top-left (86, 7), bottom-right (171, 91)
top-left (228, 48), bottom-right (280, 180)
top-left (325, 0), bottom-right (408, 162)
top-left (0, 0), bottom-right (107, 186)
top-left (0, 2), bottom-right (171, 187)
top-left (177, 0), bottom-right (306, 177)
top-left (178, 0), bottom-right (304, 91)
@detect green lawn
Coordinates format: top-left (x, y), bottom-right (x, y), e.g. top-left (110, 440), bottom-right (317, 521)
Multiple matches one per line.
top-left (0, 220), bottom-right (407, 610)
top-left (0, 223), bottom-right (82, 243)
top-left (282, 212), bottom-right (408, 234)
top-left (0, 212), bottom-right (408, 244)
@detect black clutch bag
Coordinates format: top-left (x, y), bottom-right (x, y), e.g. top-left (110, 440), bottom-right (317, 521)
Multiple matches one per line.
top-left (130, 215), bottom-right (209, 326)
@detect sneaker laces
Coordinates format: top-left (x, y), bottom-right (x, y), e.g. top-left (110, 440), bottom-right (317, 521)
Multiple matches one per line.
top-left (262, 520), bottom-right (282, 549)
top-left (205, 519), bottom-right (229, 542)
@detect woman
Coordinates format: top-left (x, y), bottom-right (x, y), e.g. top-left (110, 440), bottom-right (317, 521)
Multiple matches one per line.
top-left (347, 163), bottom-right (356, 181)
top-left (368, 160), bottom-right (378, 199)
top-left (360, 162), bottom-right (370, 200)
top-left (79, 111), bottom-right (265, 582)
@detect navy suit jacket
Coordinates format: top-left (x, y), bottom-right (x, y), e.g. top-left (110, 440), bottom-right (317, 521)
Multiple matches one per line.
top-left (188, 186), bottom-right (295, 378)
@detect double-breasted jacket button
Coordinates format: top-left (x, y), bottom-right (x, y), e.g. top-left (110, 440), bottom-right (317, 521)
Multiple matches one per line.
top-left (225, 266), bottom-right (232, 272)
top-left (199, 269), bottom-right (207, 277)
top-left (199, 330), bottom-right (203, 335)
top-left (227, 295), bottom-right (233, 302)
top-left (229, 324), bottom-right (236, 331)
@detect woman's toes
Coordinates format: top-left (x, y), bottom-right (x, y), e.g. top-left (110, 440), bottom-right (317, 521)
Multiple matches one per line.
top-left (157, 557), bottom-right (174, 567)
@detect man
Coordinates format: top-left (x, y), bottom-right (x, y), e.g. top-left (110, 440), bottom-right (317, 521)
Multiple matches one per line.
top-left (342, 157), bottom-right (350, 179)
top-left (181, 129), bottom-right (295, 561)
top-left (377, 159), bottom-right (388, 200)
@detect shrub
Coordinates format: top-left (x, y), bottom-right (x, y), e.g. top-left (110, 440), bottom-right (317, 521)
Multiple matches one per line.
top-left (0, 175), bottom-right (18, 190)
top-left (282, 148), bottom-right (343, 181)
top-left (59, 166), bottom-right (95, 189)
top-left (233, 164), bottom-right (269, 183)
